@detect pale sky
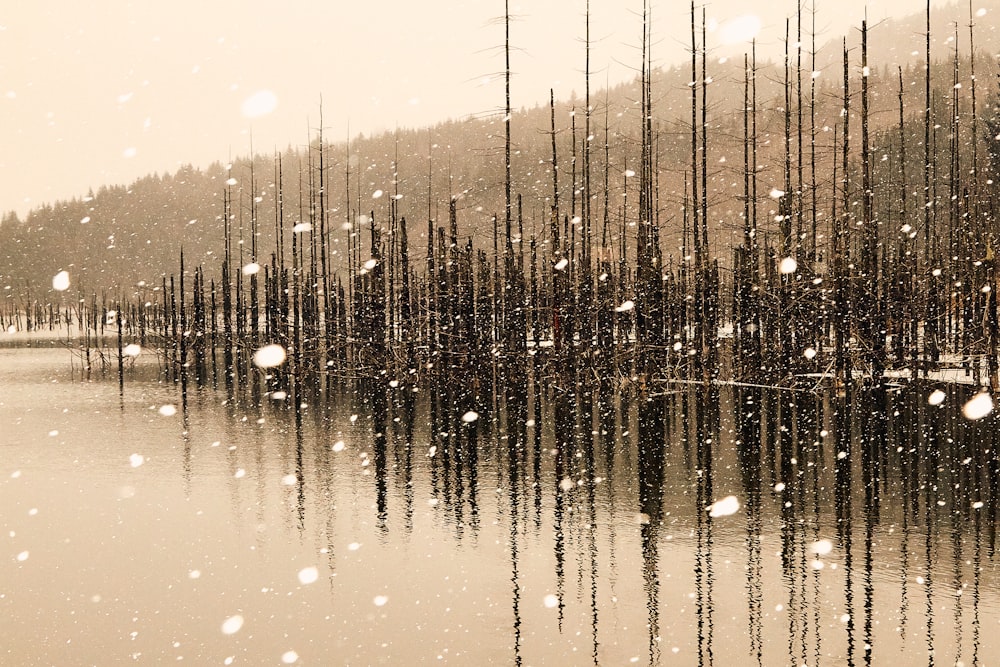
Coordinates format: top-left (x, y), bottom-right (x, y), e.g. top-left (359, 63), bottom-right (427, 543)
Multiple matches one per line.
top-left (0, 0), bottom-right (962, 217)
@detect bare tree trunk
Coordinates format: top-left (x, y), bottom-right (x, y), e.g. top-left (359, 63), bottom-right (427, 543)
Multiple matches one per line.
top-left (924, 0), bottom-right (940, 368)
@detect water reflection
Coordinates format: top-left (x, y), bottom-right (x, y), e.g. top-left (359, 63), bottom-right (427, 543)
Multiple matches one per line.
top-left (3, 349), bottom-right (1000, 664)
top-left (638, 389), bottom-right (665, 665)
top-left (736, 386), bottom-right (764, 667)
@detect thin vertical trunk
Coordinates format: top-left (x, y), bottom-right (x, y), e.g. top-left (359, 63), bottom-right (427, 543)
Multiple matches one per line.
top-left (924, 0), bottom-right (933, 262)
top-left (504, 0), bottom-right (512, 290)
top-left (580, 0), bottom-right (593, 350)
top-left (752, 40), bottom-right (758, 268)
top-left (781, 20), bottom-right (793, 261)
top-left (860, 19), bottom-right (882, 381)
top-left (809, 7), bottom-right (818, 265)
top-left (700, 7), bottom-right (708, 256)
top-left (925, 0), bottom-right (940, 365)
top-left (689, 0), bottom-right (701, 376)
top-left (222, 178), bottom-right (233, 386)
top-left (548, 89), bottom-right (560, 224)
top-left (700, 7), bottom-right (712, 376)
top-left (249, 144), bottom-right (260, 351)
top-left (796, 7), bottom-right (804, 256)
top-left (899, 67), bottom-right (916, 376)
top-left (779, 20), bottom-right (794, 372)
top-left (835, 43), bottom-right (852, 385)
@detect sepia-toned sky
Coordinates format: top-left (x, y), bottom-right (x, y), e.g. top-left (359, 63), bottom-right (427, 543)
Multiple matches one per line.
top-left (0, 0), bottom-right (963, 217)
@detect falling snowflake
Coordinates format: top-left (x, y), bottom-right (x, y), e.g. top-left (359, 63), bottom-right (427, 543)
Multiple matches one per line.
top-left (778, 257), bottom-right (798, 274)
top-left (221, 615), bottom-right (244, 635)
top-left (241, 90), bottom-right (278, 118)
top-left (809, 539), bottom-right (833, 556)
top-left (52, 271), bottom-right (70, 291)
top-left (707, 495), bottom-right (740, 517)
top-left (962, 392), bottom-right (993, 420)
top-left (253, 344), bottom-right (287, 369)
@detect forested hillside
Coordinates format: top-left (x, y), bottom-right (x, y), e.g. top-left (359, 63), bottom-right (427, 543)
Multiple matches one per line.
top-left (0, 1), bottom-right (998, 300)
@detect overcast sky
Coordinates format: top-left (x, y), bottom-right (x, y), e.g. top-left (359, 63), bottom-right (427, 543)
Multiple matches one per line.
top-left (0, 0), bottom-right (967, 217)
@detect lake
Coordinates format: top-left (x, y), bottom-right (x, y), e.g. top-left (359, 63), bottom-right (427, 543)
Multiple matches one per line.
top-left (2, 346), bottom-right (998, 665)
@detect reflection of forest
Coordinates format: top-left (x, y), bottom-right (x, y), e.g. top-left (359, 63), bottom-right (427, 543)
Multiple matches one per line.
top-left (5, 345), bottom-right (996, 664)
top-left (201, 367), bottom-right (1000, 664)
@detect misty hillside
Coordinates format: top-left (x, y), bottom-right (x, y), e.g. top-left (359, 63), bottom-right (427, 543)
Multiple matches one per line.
top-left (2, 0), bottom-right (999, 298)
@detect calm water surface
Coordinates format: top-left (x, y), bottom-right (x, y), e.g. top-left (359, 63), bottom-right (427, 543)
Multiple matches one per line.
top-left (2, 347), bottom-right (999, 665)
